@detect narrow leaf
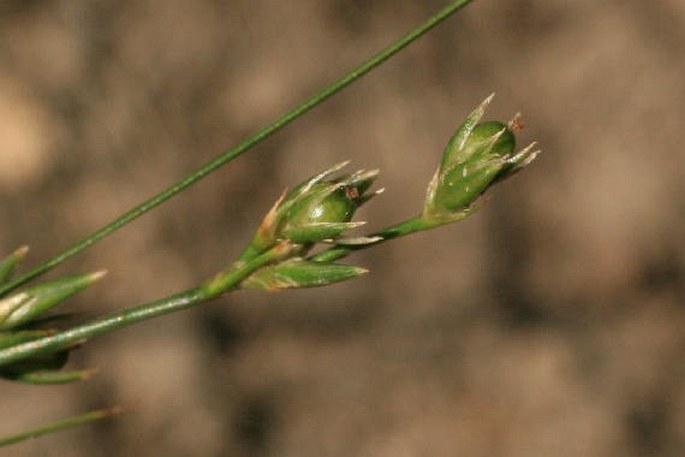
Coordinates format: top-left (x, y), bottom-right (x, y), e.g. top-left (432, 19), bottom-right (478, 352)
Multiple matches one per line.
top-left (0, 271), bottom-right (106, 330)
top-left (0, 246), bottom-right (29, 285)
top-left (0, 407), bottom-right (124, 448)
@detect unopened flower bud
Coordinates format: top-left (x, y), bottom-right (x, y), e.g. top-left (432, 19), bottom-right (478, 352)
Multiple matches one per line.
top-left (0, 271), bottom-right (106, 330)
top-left (0, 245), bottom-right (29, 284)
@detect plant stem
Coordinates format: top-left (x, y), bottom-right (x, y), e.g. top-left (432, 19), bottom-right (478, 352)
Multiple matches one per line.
top-left (0, 407), bottom-right (124, 448)
top-left (310, 217), bottom-right (438, 262)
top-left (310, 209), bottom-right (472, 263)
top-left (0, 244), bottom-right (294, 367)
top-left (0, 0), bottom-right (475, 297)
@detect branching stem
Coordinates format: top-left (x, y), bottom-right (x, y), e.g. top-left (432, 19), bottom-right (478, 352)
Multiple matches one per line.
top-left (0, 0), bottom-right (474, 298)
top-left (309, 204), bottom-right (470, 263)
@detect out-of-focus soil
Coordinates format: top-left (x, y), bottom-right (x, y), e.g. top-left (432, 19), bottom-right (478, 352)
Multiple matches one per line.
top-left (1, 1), bottom-right (685, 456)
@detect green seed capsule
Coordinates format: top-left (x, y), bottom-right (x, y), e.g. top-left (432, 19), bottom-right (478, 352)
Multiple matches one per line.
top-left (423, 96), bottom-right (538, 222)
top-left (435, 158), bottom-right (504, 212)
top-left (243, 165), bottom-right (380, 257)
top-left (286, 184), bottom-right (357, 227)
top-left (468, 121), bottom-right (515, 157)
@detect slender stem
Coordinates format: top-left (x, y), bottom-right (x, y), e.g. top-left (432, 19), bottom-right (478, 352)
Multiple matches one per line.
top-left (0, 0), bottom-right (475, 297)
top-left (0, 407), bottom-right (124, 448)
top-left (310, 217), bottom-right (437, 262)
top-left (0, 244), bottom-right (294, 367)
top-left (0, 288), bottom-right (202, 367)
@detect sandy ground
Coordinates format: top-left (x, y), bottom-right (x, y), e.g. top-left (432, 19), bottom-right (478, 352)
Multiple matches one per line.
top-left (1, 1), bottom-right (685, 456)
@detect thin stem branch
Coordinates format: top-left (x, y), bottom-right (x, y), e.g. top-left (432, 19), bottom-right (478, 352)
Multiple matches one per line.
top-left (0, 0), bottom-right (474, 297)
top-left (310, 217), bottom-right (438, 262)
top-left (310, 209), bottom-right (472, 263)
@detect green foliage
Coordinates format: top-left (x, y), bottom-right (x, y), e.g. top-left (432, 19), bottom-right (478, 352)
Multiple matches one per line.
top-left (0, 272), bottom-right (104, 331)
top-left (0, 0), bottom-right (541, 448)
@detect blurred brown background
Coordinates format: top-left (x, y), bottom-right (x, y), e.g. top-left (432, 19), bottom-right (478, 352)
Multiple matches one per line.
top-left (1, 0), bottom-right (684, 456)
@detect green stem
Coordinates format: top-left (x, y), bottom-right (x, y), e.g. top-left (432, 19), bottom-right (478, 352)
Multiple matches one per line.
top-left (0, 407), bottom-right (124, 448)
top-left (0, 244), bottom-right (294, 367)
top-left (0, 0), bottom-right (474, 298)
top-left (310, 216), bottom-right (437, 262)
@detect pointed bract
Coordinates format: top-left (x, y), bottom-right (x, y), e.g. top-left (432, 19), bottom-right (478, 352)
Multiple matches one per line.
top-left (242, 258), bottom-right (368, 291)
top-left (0, 246), bottom-right (29, 284)
top-left (441, 94), bottom-right (495, 170)
top-left (0, 271), bottom-right (106, 330)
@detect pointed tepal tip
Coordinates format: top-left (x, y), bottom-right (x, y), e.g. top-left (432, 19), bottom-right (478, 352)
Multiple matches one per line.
top-left (509, 141), bottom-right (540, 162)
top-left (346, 168), bottom-right (380, 189)
top-left (306, 161), bottom-right (352, 190)
top-left (88, 270), bottom-right (109, 282)
top-left (457, 93), bottom-right (497, 150)
top-left (486, 126), bottom-right (508, 145)
top-left (327, 160), bottom-right (351, 175)
top-left (470, 93), bottom-right (496, 117)
top-left (521, 148), bottom-right (542, 168)
top-left (360, 168), bottom-right (380, 181)
top-left (78, 367), bottom-right (100, 381)
top-left (92, 405), bottom-right (128, 419)
top-left (476, 93), bottom-right (495, 112)
top-left (353, 266), bottom-right (370, 276)
top-left (106, 405), bottom-right (128, 417)
top-left (13, 245), bottom-right (30, 259)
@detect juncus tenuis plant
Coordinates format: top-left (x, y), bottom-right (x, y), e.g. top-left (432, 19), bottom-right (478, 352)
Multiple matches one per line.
top-left (0, 0), bottom-right (538, 448)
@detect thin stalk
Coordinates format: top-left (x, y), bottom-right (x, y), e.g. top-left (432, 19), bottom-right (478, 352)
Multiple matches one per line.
top-left (0, 0), bottom-right (474, 297)
top-left (310, 209), bottom-right (471, 263)
top-left (0, 244), bottom-right (295, 367)
top-left (0, 407), bottom-right (124, 448)
top-left (310, 217), bottom-right (437, 262)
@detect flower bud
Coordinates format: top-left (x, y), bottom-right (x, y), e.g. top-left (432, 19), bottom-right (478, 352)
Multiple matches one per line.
top-left (0, 271), bottom-right (106, 330)
top-left (424, 96), bottom-right (539, 222)
top-left (0, 245), bottom-right (29, 284)
top-left (242, 258), bottom-right (368, 291)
